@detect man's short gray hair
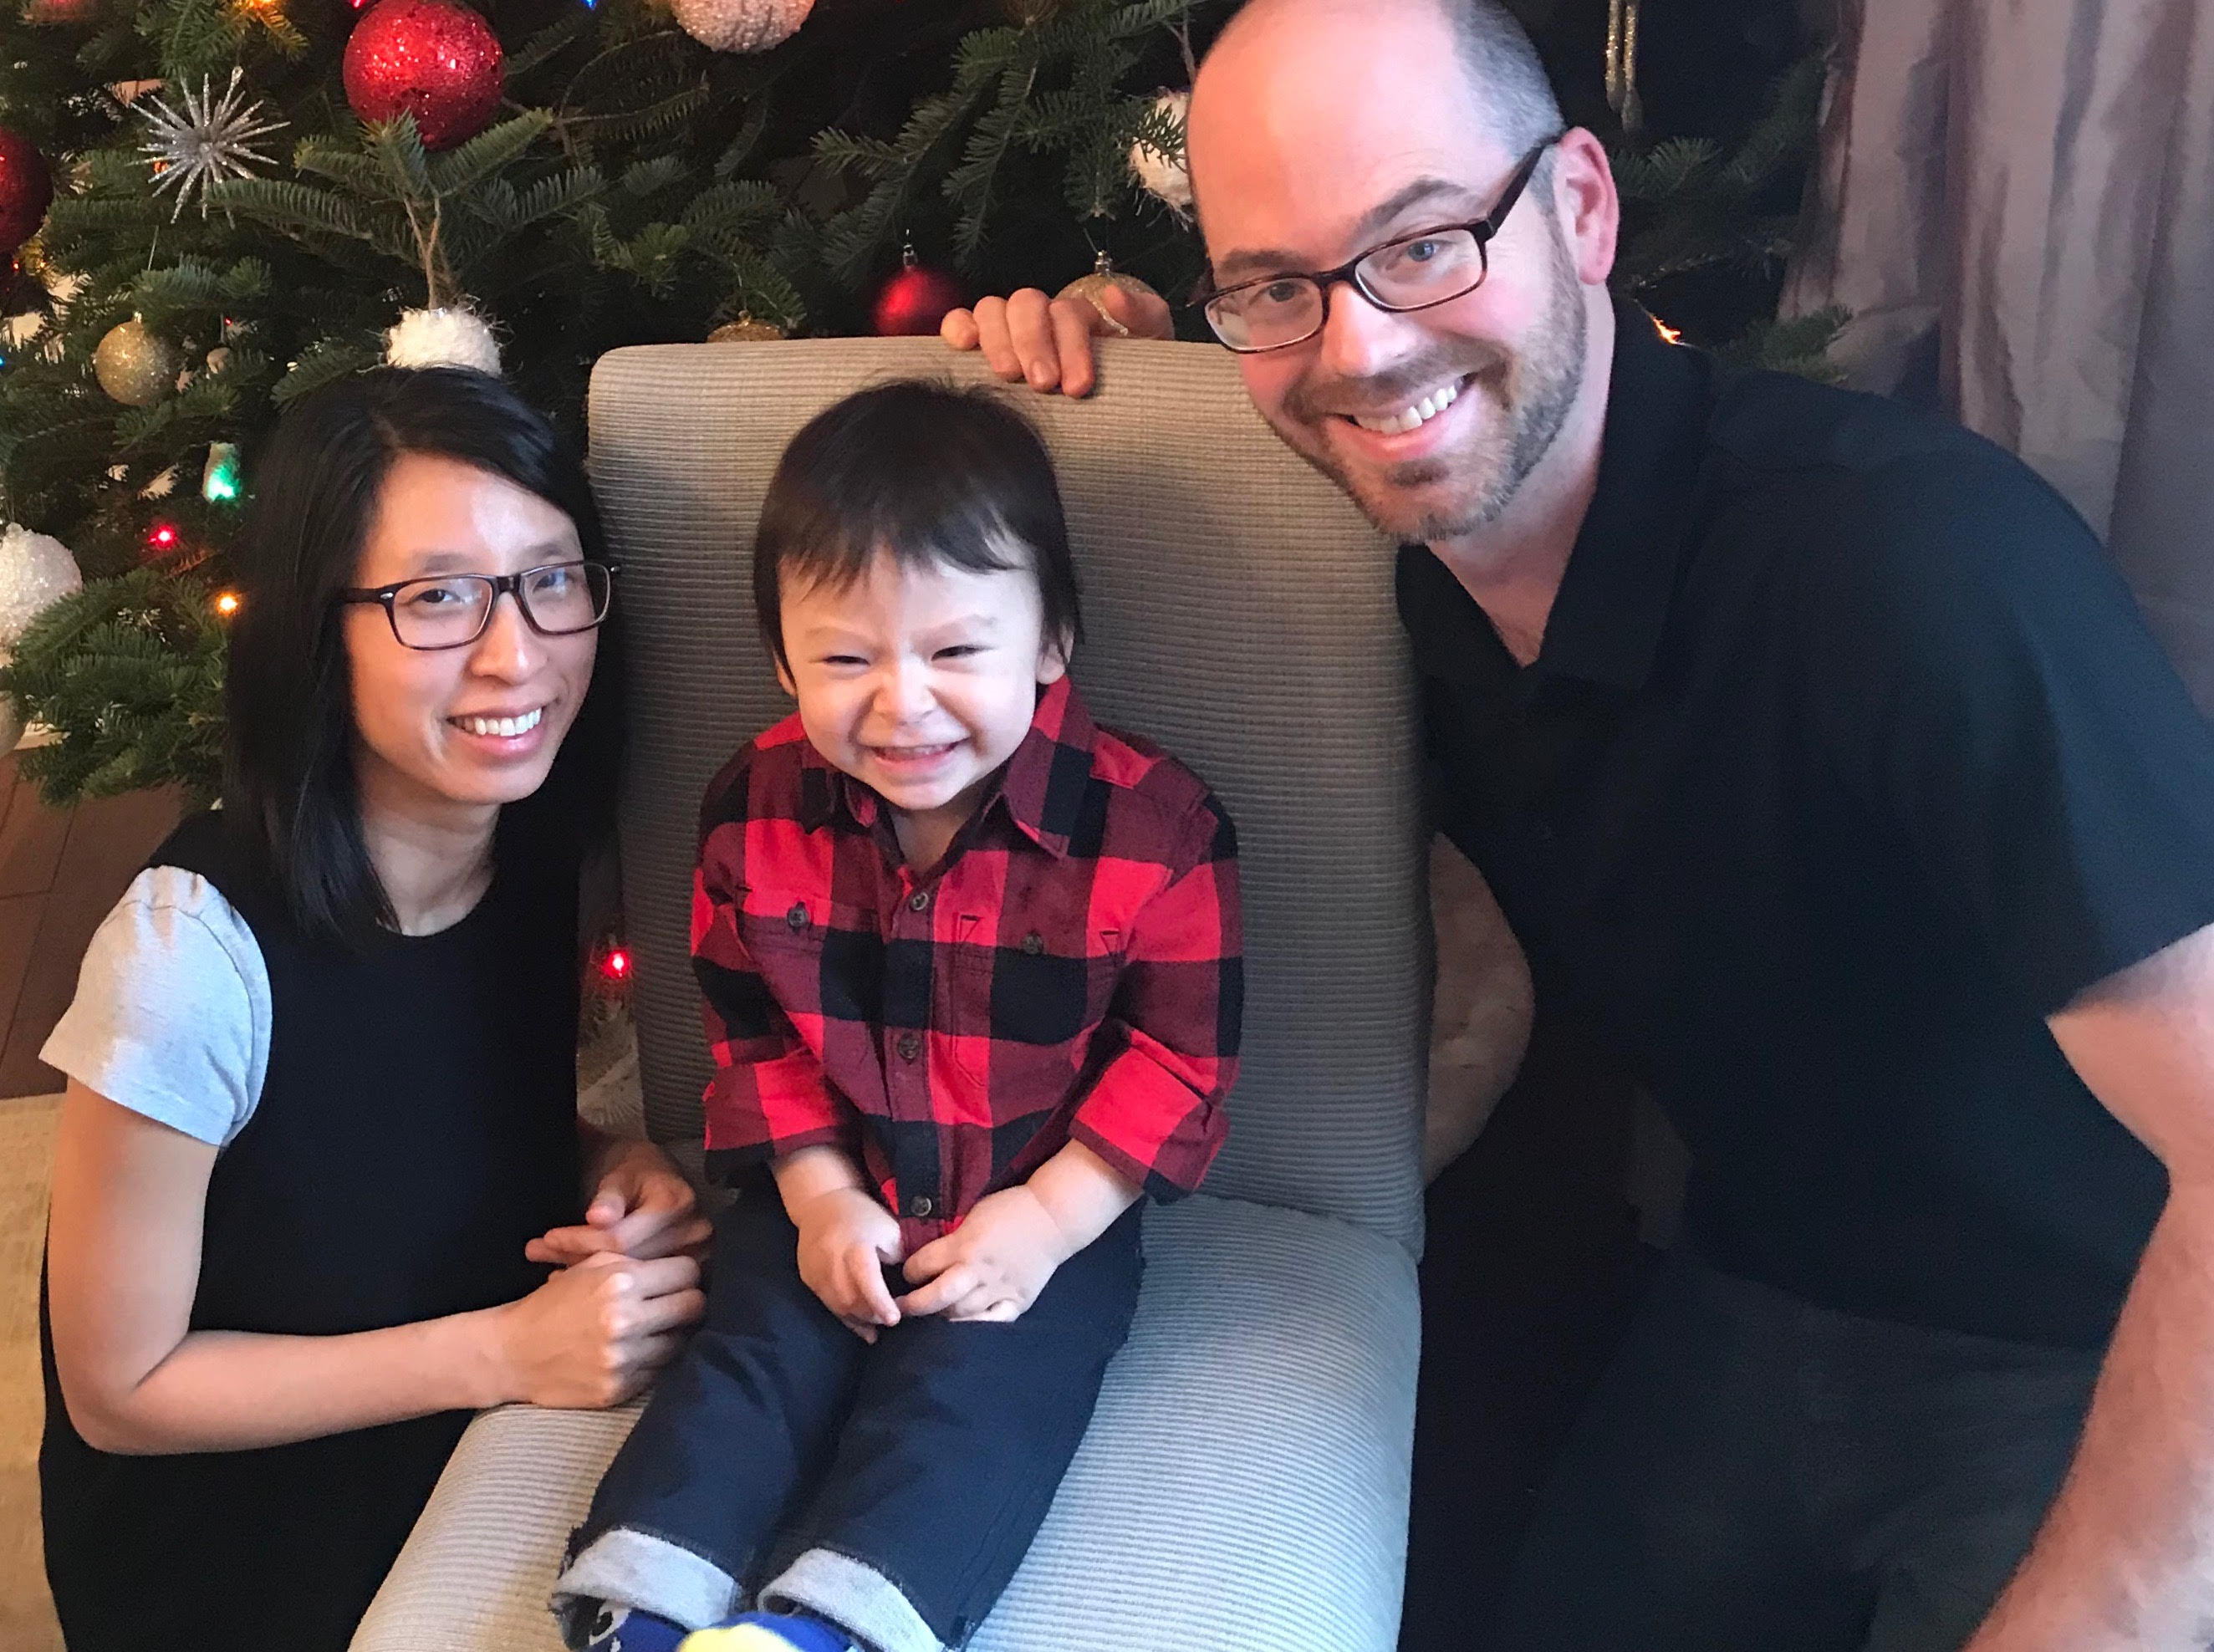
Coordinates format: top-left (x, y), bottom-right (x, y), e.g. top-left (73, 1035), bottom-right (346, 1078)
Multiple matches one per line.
top-left (1441, 0), bottom-right (1564, 156)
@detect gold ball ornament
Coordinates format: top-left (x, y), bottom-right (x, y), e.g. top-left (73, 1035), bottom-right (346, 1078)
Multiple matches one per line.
top-left (670, 0), bottom-right (812, 53)
top-left (708, 314), bottom-right (787, 342)
top-left (1056, 253), bottom-right (1161, 336)
top-left (94, 316), bottom-right (178, 406)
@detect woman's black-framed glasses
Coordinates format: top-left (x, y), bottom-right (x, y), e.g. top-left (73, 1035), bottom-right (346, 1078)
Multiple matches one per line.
top-left (1196, 135), bottom-right (1564, 354)
top-left (337, 561), bottom-right (615, 651)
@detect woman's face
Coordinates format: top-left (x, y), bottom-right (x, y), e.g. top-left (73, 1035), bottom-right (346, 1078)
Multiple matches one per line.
top-left (342, 451), bottom-right (599, 822)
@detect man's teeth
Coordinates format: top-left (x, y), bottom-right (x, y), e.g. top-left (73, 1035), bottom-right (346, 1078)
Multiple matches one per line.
top-left (456, 708), bottom-right (543, 737)
top-left (1352, 378), bottom-right (1462, 435)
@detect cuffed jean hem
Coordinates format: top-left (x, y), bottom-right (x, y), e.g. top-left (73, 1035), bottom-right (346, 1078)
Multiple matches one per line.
top-left (550, 1527), bottom-right (744, 1645)
top-left (763, 1546), bottom-right (948, 1652)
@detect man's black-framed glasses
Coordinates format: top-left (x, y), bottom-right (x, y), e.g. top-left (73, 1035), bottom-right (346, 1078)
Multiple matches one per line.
top-left (338, 561), bottom-right (615, 650)
top-left (1196, 135), bottom-right (1564, 354)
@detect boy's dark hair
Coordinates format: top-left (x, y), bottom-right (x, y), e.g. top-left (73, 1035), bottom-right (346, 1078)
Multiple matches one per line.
top-left (223, 366), bottom-right (624, 946)
top-left (753, 380), bottom-right (1084, 669)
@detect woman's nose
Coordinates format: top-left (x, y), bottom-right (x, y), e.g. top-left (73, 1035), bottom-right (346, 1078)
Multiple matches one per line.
top-left (468, 590), bottom-right (543, 680)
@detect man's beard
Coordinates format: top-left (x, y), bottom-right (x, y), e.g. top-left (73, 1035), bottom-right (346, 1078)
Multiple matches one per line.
top-left (1271, 230), bottom-right (1588, 543)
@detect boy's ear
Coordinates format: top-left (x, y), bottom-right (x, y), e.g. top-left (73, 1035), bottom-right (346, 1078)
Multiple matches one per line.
top-left (1036, 629), bottom-right (1073, 686)
top-left (774, 655), bottom-right (798, 698)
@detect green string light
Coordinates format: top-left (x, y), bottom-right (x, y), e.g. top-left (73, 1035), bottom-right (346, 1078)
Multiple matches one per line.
top-left (201, 441), bottom-right (241, 503)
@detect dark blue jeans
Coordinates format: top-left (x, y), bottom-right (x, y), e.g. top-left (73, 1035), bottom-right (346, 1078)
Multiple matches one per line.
top-left (574, 1182), bottom-right (1143, 1648)
top-left (1497, 1249), bottom-right (2103, 1652)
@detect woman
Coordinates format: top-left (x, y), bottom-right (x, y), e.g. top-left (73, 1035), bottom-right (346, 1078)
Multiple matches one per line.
top-left (39, 367), bottom-right (708, 1652)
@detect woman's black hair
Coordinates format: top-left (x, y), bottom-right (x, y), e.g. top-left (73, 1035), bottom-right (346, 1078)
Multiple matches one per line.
top-left (222, 366), bottom-right (623, 946)
top-left (752, 380), bottom-right (1084, 668)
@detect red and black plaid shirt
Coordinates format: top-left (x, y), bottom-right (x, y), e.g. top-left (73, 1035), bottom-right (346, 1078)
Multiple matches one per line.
top-left (691, 677), bottom-right (1242, 1251)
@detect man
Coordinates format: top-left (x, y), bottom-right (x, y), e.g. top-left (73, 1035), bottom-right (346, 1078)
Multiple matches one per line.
top-left (941, 1), bottom-right (2214, 1648)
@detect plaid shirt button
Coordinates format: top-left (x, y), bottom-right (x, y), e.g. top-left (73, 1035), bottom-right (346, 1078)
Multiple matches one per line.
top-left (895, 1032), bottom-right (922, 1062)
top-left (786, 902), bottom-right (809, 931)
top-left (1021, 932), bottom-right (1044, 955)
top-left (909, 1195), bottom-right (934, 1218)
top-left (908, 890), bottom-right (931, 912)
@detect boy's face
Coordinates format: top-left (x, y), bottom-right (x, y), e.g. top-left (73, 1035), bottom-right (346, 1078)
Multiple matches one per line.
top-left (777, 546), bottom-right (1069, 839)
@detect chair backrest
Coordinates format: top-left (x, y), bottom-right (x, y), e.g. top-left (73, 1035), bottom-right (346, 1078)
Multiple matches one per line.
top-left (589, 338), bottom-right (1426, 1252)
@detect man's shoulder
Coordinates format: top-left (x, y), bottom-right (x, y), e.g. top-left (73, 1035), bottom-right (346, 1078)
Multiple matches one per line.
top-left (1697, 368), bottom-right (2102, 603)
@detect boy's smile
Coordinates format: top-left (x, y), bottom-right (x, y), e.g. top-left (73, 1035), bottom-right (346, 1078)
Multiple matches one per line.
top-left (777, 546), bottom-right (1069, 868)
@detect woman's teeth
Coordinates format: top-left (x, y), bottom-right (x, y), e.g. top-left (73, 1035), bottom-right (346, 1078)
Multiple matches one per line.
top-left (1352, 378), bottom-right (1462, 435)
top-left (454, 708), bottom-right (543, 737)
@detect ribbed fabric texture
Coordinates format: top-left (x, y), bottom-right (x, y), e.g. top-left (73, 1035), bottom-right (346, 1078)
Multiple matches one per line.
top-left (589, 338), bottom-right (1428, 1252)
top-left (351, 1197), bottom-right (1419, 1652)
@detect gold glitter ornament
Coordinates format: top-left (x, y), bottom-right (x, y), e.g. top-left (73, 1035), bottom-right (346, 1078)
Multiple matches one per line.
top-left (1056, 252), bottom-right (1161, 336)
top-left (670, 0), bottom-right (811, 53)
top-left (94, 316), bottom-right (177, 406)
top-left (708, 314), bottom-right (787, 342)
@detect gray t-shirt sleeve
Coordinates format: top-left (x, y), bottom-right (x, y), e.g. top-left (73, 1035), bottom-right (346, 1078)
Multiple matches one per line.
top-left (40, 866), bottom-right (272, 1147)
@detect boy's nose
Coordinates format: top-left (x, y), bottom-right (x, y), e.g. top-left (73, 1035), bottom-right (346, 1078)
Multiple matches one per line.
top-left (875, 660), bottom-right (935, 720)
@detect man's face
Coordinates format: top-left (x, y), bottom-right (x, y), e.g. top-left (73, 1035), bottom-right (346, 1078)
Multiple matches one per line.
top-left (1188, 1), bottom-right (1599, 543)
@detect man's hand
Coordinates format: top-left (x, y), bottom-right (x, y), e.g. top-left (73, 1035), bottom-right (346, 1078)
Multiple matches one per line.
top-left (898, 1185), bottom-right (1077, 1322)
top-left (940, 283), bottom-right (1174, 398)
top-left (791, 1185), bottom-right (906, 1344)
top-left (528, 1138), bottom-right (711, 1266)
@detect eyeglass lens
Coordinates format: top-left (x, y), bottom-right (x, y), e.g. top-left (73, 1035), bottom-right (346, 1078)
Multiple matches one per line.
top-left (1206, 227), bottom-right (1487, 351)
top-left (389, 563), bottom-right (610, 649)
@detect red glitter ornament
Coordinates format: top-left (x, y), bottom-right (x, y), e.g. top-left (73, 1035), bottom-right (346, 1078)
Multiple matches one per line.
top-left (870, 245), bottom-right (967, 338)
top-left (343, 0), bottom-right (504, 152)
top-left (0, 130), bottom-right (53, 263)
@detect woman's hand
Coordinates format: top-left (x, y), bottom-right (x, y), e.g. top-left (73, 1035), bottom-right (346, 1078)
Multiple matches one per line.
top-left (897, 1185), bottom-right (1074, 1323)
top-left (790, 1185), bottom-right (905, 1344)
top-left (528, 1135), bottom-right (711, 1266)
top-left (487, 1250), bottom-right (704, 1409)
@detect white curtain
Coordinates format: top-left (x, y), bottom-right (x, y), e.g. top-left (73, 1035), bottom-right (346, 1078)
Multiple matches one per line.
top-left (1782, 0), bottom-right (2214, 711)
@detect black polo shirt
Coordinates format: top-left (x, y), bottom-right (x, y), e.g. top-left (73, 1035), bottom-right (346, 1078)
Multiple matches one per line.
top-left (1404, 299), bottom-right (2214, 1348)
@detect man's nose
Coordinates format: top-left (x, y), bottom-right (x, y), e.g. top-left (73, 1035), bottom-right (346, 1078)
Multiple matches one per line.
top-left (1314, 278), bottom-right (1426, 383)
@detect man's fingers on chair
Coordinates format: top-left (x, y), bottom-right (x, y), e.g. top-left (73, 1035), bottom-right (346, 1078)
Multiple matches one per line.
top-left (969, 296), bottom-right (1024, 380)
top-left (1048, 299), bottom-right (1100, 397)
top-left (1004, 288), bottom-right (1063, 389)
top-left (1103, 281), bottom-right (1173, 339)
top-left (940, 307), bottom-right (981, 350)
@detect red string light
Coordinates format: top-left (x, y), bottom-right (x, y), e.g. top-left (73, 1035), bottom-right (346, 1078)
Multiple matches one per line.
top-left (601, 947), bottom-right (631, 981)
top-left (147, 523), bottom-right (180, 551)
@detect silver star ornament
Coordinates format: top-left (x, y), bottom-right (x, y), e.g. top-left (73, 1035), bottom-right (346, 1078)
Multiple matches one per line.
top-left (136, 67), bottom-right (288, 221)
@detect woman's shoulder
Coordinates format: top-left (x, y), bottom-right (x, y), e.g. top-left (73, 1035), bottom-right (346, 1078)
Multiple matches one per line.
top-left (40, 856), bottom-right (273, 1147)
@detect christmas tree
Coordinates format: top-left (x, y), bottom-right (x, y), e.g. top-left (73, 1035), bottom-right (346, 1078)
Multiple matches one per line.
top-left (0, 0), bottom-right (1834, 806)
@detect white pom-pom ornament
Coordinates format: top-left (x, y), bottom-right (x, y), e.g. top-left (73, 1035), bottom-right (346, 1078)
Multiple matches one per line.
top-left (0, 523), bottom-right (82, 647)
top-left (1130, 89), bottom-right (1191, 212)
top-left (384, 306), bottom-right (502, 374)
top-left (671, 0), bottom-right (812, 53)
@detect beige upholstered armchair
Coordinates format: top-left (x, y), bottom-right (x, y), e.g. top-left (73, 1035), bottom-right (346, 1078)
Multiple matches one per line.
top-left (349, 338), bottom-right (1431, 1652)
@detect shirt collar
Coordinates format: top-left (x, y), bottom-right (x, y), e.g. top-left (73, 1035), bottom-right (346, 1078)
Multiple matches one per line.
top-left (1531, 298), bottom-right (1715, 692)
top-left (796, 676), bottom-right (1096, 859)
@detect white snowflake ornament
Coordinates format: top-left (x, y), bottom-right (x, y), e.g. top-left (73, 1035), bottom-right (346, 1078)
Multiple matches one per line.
top-left (136, 67), bottom-right (287, 222)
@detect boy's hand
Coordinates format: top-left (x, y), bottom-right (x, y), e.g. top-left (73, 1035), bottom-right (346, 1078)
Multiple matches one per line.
top-left (898, 1185), bottom-right (1076, 1322)
top-left (791, 1185), bottom-right (905, 1343)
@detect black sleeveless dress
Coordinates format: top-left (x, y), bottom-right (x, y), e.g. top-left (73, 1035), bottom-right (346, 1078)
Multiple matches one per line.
top-left (41, 810), bottom-right (584, 1652)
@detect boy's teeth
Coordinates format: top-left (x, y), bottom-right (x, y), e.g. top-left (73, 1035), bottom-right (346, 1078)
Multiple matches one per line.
top-left (1353, 377), bottom-right (1461, 435)
top-left (457, 707), bottom-right (543, 737)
